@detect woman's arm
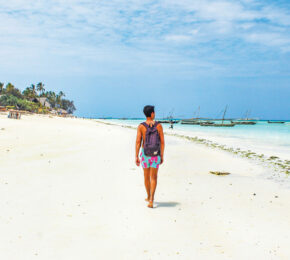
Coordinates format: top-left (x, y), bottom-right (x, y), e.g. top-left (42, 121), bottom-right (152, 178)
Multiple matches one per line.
top-left (135, 125), bottom-right (142, 166)
top-left (157, 124), bottom-right (165, 164)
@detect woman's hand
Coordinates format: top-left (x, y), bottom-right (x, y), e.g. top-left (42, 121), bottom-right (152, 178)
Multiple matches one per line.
top-left (135, 156), bottom-right (140, 166)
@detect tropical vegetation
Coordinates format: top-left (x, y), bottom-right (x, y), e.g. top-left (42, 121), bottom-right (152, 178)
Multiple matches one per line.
top-left (0, 82), bottom-right (76, 114)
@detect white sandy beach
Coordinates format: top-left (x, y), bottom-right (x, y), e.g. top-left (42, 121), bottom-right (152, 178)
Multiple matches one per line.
top-left (1, 114), bottom-right (290, 260)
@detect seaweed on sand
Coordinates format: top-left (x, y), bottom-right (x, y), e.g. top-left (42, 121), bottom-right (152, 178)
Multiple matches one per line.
top-left (210, 171), bottom-right (231, 176)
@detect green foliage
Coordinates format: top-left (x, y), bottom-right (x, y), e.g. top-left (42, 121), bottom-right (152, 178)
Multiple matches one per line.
top-left (45, 91), bottom-right (57, 108)
top-left (6, 87), bottom-right (23, 99)
top-left (0, 82), bottom-right (4, 93)
top-left (36, 82), bottom-right (45, 96)
top-left (0, 83), bottom-right (23, 99)
top-left (5, 83), bottom-right (15, 92)
top-left (61, 99), bottom-right (76, 114)
top-left (0, 81), bottom-right (76, 114)
top-left (22, 87), bottom-right (34, 99)
top-left (0, 94), bottom-right (39, 112)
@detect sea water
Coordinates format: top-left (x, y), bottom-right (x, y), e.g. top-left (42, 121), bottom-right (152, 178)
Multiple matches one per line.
top-left (107, 119), bottom-right (290, 160)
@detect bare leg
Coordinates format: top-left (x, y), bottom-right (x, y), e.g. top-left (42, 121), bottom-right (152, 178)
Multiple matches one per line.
top-left (143, 168), bottom-right (150, 201)
top-left (148, 167), bottom-right (158, 208)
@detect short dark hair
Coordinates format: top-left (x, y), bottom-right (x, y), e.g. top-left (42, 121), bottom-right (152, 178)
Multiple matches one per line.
top-left (143, 105), bottom-right (155, 117)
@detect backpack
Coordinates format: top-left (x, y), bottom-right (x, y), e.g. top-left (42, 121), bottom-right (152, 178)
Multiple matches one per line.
top-left (141, 121), bottom-right (161, 156)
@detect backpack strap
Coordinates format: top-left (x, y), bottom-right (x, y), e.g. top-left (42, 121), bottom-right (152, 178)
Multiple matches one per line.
top-left (141, 122), bottom-right (148, 129)
top-left (141, 121), bottom-right (158, 128)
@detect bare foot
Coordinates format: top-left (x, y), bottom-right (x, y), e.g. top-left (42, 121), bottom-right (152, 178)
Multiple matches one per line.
top-left (147, 201), bottom-right (153, 208)
top-left (145, 198), bottom-right (149, 202)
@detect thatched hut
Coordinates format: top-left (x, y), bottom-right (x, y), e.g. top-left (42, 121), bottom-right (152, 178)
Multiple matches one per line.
top-left (57, 108), bottom-right (68, 117)
top-left (33, 97), bottom-right (51, 109)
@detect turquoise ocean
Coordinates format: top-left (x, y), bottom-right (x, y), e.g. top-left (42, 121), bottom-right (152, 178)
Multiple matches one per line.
top-left (106, 119), bottom-right (290, 160)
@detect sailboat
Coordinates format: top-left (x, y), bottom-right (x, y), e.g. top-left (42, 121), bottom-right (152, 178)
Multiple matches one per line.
top-left (158, 119), bottom-right (179, 124)
top-left (267, 120), bottom-right (285, 124)
top-left (231, 110), bottom-right (257, 125)
top-left (159, 110), bottom-right (179, 124)
top-left (181, 106), bottom-right (200, 124)
top-left (200, 106), bottom-right (235, 127)
top-left (181, 107), bottom-right (214, 125)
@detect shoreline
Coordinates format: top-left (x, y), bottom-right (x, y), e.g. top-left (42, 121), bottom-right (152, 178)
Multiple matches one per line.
top-left (95, 119), bottom-right (290, 177)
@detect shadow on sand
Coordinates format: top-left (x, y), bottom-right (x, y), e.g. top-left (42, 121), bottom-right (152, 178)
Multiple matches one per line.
top-left (155, 202), bottom-right (179, 208)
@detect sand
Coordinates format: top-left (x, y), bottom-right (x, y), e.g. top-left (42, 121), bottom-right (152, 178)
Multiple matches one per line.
top-left (0, 114), bottom-right (290, 259)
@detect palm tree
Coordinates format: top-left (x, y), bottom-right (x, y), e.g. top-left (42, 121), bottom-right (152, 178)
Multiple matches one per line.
top-left (0, 82), bottom-right (4, 93)
top-left (58, 91), bottom-right (65, 98)
top-left (46, 91), bottom-right (57, 108)
top-left (22, 87), bottom-right (34, 99)
top-left (6, 83), bottom-right (15, 93)
top-left (56, 94), bottom-right (62, 108)
top-left (30, 84), bottom-right (36, 97)
top-left (36, 82), bottom-right (45, 96)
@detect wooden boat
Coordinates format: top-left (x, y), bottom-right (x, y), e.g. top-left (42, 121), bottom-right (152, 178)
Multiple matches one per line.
top-left (201, 106), bottom-right (235, 127)
top-left (181, 106), bottom-right (204, 125)
top-left (159, 109), bottom-right (179, 124)
top-left (201, 122), bottom-right (235, 127)
top-left (158, 120), bottom-right (170, 123)
top-left (231, 121), bottom-right (256, 125)
top-left (181, 120), bottom-right (215, 125)
top-left (181, 118), bottom-right (198, 122)
top-left (159, 120), bottom-right (179, 124)
top-left (231, 110), bottom-right (257, 125)
top-left (267, 121), bottom-right (285, 124)
top-left (180, 120), bottom-right (200, 125)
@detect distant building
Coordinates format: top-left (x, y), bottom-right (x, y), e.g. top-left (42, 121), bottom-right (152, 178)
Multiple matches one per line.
top-left (33, 97), bottom-right (51, 109)
top-left (57, 108), bottom-right (68, 116)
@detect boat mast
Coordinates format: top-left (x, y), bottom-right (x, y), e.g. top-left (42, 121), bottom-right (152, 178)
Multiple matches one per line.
top-left (196, 106), bottom-right (200, 119)
top-left (222, 105), bottom-right (228, 125)
top-left (247, 110), bottom-right (251, 120)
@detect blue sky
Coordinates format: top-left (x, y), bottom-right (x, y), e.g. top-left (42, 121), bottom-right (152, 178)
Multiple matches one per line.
top-left (0, 0), bottom-right (289, 119)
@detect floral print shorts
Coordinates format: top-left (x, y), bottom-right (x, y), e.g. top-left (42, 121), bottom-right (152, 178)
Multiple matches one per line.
top-left (140, 148), bottom-right (161, 169)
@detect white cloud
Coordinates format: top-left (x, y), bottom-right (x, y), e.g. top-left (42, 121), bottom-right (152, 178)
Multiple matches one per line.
top-left (0, 0), bottom-right (289, 76)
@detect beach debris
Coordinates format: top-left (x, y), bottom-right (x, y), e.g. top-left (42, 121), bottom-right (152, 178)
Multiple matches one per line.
top-left (1, 128), bottom-right (5, 130)
top-left (253, 193), bottom-right (256, 196)
top-left (269, 156), bottom-right (279, 160)
top-left (275, 195), bottom-right (278, 198)
top-left (210, 171), bottom-right (230, 176)
top-left (6, 149), bottom-right (9, 152)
